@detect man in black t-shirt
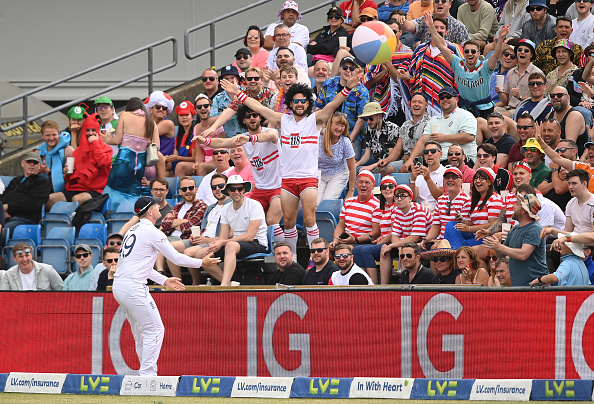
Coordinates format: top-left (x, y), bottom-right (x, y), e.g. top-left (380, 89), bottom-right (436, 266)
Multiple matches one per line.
top-left (303, 238), bottom-right (339, 285)
top-left (268, 242), bottom-right (306, 285)
top-left (399, 243), bottom-right (434, 284)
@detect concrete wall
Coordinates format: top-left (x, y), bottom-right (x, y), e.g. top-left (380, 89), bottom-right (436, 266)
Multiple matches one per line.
top-left (1, 0), bottom-right (330, 103)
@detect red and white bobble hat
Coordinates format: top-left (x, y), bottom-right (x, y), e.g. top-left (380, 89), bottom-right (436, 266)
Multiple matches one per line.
top-left (380, 176), bottom-right (397, 187)
top-left (444, 166), bottom-right (463, 178)
top-left (144, 91), bottom-right (174, 115)
top-left (357, 169), bottom-right (375, 184)
top-left (475, 167), bottom-right (496, 183)
top-left (394, 184), bottom-right (414, 199)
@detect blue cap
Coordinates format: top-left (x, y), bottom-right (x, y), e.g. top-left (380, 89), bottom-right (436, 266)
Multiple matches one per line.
top-left (439, 86), bottom-right (458, 97)
top-left (528, 0), bottom-right (547, 8)
top-left (219, 65), bottom-right (240, 78)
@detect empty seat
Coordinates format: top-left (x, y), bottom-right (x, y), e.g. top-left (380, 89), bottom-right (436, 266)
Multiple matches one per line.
top-left (37, 227), bottom-right (76, 274)
top-left (317, 199), bottom-right (343, 224)
top-left (77, 223), bottom-right (107, 245)
top-left (315, 211), bottom-right (337, 243)
top-left (391, 172), bottom-right (412, 185)
top-left (41, 201), bottom-right (78, 237)
top-left (165, 177), bottom-right (179, 199)
top-left (106, 201), bottom-right (136, 234)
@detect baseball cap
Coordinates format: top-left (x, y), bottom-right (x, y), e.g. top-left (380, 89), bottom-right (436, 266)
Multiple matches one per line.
top-left (340, 56), bottom-right (358, 67)
top-left (134, 196), bottom-right (161, 216)
top-left (68, 105), bottom-right (86, 120)
top-left (360, 7), bottom-right (378, 18)
top-left (94, 96), bottom-right (113, 106)
top-left (21, 151), bottom-right (41, 163)
top-left (439, 86), bottom-right (459, 97)
top-left (175, 101), bottom-right (196, 116)
top-left (235, 47), bottom-right (251, 57)
top-left (327, 6), bottom-right (343, 17)
top-left (74, 244), bottom-right (92, 254)
top-left (220, 65), bottom-right (241, 78)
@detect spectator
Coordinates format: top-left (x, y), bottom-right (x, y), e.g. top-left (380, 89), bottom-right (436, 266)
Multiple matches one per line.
top-left (0, 152), bottom-right (51, 247)
top-left (329, 243), bottom-right (374, 285)
top-left (63, 244), bottom-right (96, 290)
top-left (427, 15), bottom-right (507, 118)
top-left (447, 144), bottom-right (475, 183)
top-left (47, 113), bottom-right (112, 210)
top-left (546, 86), bottom-right (590, 156)
top-left (497, 39), bottom-right (544, 116)
top-left (35, 120), bottom-right (74, 193)
top-left (457, 0), bottom-right (498, 48)
top-left (402, 0), bottom-right (471, 44)
top-left (265, 24), bottom-right (307, 71)
top-left (394, 93), bottom-right (431, 175)
top-left (187, 175), bottom-right (268, 286)
top-left (398, 242), bottom-right (434, 284)
top-left (210, 65), bottom-right (243, 138)
top-left (379, 0), bottom-right (410, 21)
top-left (160, 176), bottom-right (208, 279)
top-left (264, 1), bottom-right (310, 50)
top-left (490, 44), bottom-right (519, 105)
top-left (96, 246), bottom-right (120, 291)
top-left (454, 245), bottom-right (490, 284)
top-left (103, 97), bottom-right (158, 210)
top-left (318, 112), bottom-right (356, 203)
top-left (380, 184), bottom-right (432, 283)
top-left (542, 138), bottom-right (577, 210)
top-left (302, 238), bottom-right (340, 285)
top-left (200, 69), bottom-right (222, 101)
top-left (534, 17), bottom-right (583, 75)
top-left (223, 146), bottom-right (254, 199)
top-left (95, 96), bottom-right (119, 157)
top-left (494, 0), bottom-right (530, 41)
top-left (241, 26), bottom-right (269, 70)
top-left (425, 166), bottom-right (471, 243)
top-left (312, 61), bottom-right (331, 97)
top-left (353, 176), bottom-right (397, 283)
top-left (88, 234), bottom-right (123, 291)
top-left (410, 140), bottom-right (446, 209)
top-left (339, 0), bottom-right (378, 32)
top-left (420, 240), bottom-right (460, 284)
top-left (266, 47), bottom-right (310, 89)
top-left (582, 245), bottom-right (594, 284)
top-left (484, 112), bottom-right (517, 168)
top-left (268, 241), bottom-right (306, 285)
top-left (398, 18), bottom-right (462, 115)
top-left (508, 112), bottom-right (537, 168)
top-left (476, 143), bottom-right (514, 192)
top-left (196, 147), bottom-right (231, 206)
top-left (167, 101), bottom-right (198, 178)
top-left (356, 102), bottom-right (400, 173)
top-left (530, 234), bottom-right (590, 285)
top-left (64, 105), bottom-right (85, 149)
top-left (483, 192), bottom-right (547, 286)
top-left (233, 48), bottom-right (252, 74)
top-left (546, 40), bottom-right (579, 95)
top-left (149, 178), bottom-right (173, 227)
top-left (492, 256), bottom-right (512, 286)
top-left (192, 94), bottom-right (225, 176)
top-left (0, 243), bottom-right (63, 291)
top-left (315, 56), bottom-right (369, 160)
top-left (522, 137), bottom-right (551, 188)
top-left (569, 0), bottom-right (594, 47)
top-left (331, 170), bottom-right (380, 248)
top-left (514, 72), bottom-right (553, 122)
top-left (307, 7), bottom-right (349, 64)
top-left (407, 0), bottom-right (434, 21)
top-left (145, 91), bottom-right (175, 161)
top-left (514, 0), bottom-right (556, 46)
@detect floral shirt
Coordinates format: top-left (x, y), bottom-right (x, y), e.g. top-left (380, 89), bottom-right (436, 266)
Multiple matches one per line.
top-left (364, 120), bottom-right (400, 161)
top-left (399, 114), bottom-right (431, 155)
top-left (229, 86), bottom-right (276, 111)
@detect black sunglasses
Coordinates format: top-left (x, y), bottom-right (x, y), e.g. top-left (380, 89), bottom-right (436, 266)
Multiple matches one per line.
top-left (555, 147), bottom-right (573, 153)
top-left (517, 125), bottom-right (534, 130)
top-left (310, 247), bottom-right (328, 253)
top-left (503, 52), bottom-right (516, 59)
top-left (464, 49), bottom-right (478, 55)
top-left (108, 240), bottom-right (122, 246)
top-left (246, 76), bottom-right (261, 81)
top-left (359, 17), bottom-right (374, 22)
top-left (528, 81), bottom-right (545, 87)
top-left (211, 183), bottom-right (226, 190)
top-left (202, 77), bottom-right (217, 82)
top-left (227, 186), bottom-right (244, 192)
top-left (195, 104), bottom-right (210, 110)
top-left (236, 55), bottom-right (250, 60)
top-left (292, 99), bottom-right (308, 104)
top-left (433, 257), bottom-right (449, 262)
top-left (180, 186), bottom-right (195, 192)
top-left (527, 6), bottom-right (545, 11)
top-left (328, 14), bottom-right (342, 19)
top-left (105, 258), bottom-right (119, 263)
top-left (439, 94), bottom-right (454, 100)
top-left (341, 65), bottom-right (356, 72)
top-left (550, 93), bottom-right (566, 98)
top-left (335, 253), bottom-right (352, 259)
top-left (153, 105), bottom-right (167, 111)
top-left (245, 112), bottom-right (260, 119)
top-left (448, 152), bottom-right (462, 156)
top-left (74, 252), bottom-right (90, 259)
top-left (488, 255), bottom-right (498, 261)
top-left (380, 183), bottom-right (396, 190)
top-left (423, 149), bottom-right (440, 154)
top-left (212, 150), bottom-right (229, 155)
top-left (400, 253), bottom-right (413, 259)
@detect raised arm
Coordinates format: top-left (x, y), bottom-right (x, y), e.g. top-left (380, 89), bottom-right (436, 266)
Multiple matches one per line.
top-left (316, 72), bottom-right (363, 125)
top-left (220, 79), bottom-right (283, 127)
top-left (424, 12), bottom-right (453, 65)
top-left (487, 25), bottom-right (510, 71)
top-left (534, 123), bottom-right (574, 171)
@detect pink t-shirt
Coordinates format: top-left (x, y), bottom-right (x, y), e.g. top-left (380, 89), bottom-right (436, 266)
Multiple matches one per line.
top-left (232, 48), bottom-right (270, 70)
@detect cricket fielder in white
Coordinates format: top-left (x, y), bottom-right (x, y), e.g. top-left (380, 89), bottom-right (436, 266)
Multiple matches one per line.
top-left (112, 196), bottom-right (220, 375)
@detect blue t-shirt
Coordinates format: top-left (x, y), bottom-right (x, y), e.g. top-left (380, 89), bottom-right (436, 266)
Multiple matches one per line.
top-left (504, 220), bottom-right (547, 286)
top-left (553, 254), bottom-right (591, 286)
top-left (318, 134), bottom-right (355, 177)
top-left (377, 3), bottom-right (409, 21)
top-left (451, 54), bottom-right (495, 111)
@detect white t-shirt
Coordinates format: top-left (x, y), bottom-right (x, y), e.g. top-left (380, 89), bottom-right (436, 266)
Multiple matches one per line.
top-left (242, 137), bottom-right (282, 190)
top-left (20, 270), bottom-right (36, 290)
top-left (537, 194), bottom-right (566, 230)
top-left (570, 14), bottom-right (594, 48)
top-left (171, 202), bottom-right (192, 238)
top-left (265, 22), bottom-right (310, 48)
top-left (266, 43), bottom-right (308, 71)
top-left (220, 197), bottom-right (268, 247)
top-left (423, 108), bottom-right (478, 160)
top-left (566, 195), bottom-right (594, 233)
top-left (202, 204), bottom-right (224, 238)
top-left (415, 164), bottom-right (446, 210)
top-left (280, 113), bottom-right (319, 179)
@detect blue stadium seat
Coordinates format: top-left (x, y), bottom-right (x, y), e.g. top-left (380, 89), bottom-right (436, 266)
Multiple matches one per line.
top-left (165, 177), bottom-right (179, 199)
top-left (317, 199), bottom-right (343, 224)
top-left (315, 211), bottom-right (336, 243)
top-left (0, 175), bottom-right (15, 188)
top-left (77, 223), bottom-right (107, 245)
top-left (106, 201), bottom-right (136, 234)
top-left (191, 176), bottom-right (205, 187)
top-left (37, 227), bottom-right (76, 274)
top-left (391, 172), bottom-right (412, 185)
top-left (71, 243), bottom-right (101, 270)
top-left (166, 198), bottom-right (177, 207)
top-left (41, 201), bottom-right (78, 237)
top-left (237, 226), bottom-right (274, 263)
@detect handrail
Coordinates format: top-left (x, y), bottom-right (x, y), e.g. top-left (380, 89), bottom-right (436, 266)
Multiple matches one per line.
top-left (0, 36), bottom-right (178, 151)
top-left (184, 0), bottom-right (337, 68)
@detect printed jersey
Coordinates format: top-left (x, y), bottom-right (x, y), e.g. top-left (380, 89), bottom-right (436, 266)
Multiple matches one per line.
top-left (340, 195), bottom-right (380, 237)
top-left (463, 193), bottom-right (504, 225)
top-left (433, 191), bottom-right (472, 239)
top-left (280, 113), bottom-right (319, 179)
top-left (329, 264), bottom-right (374, 285)
top-left (242, 136), bottom-right (282, 190)
top-left (392, 202), bottom-right (432, 238)
top-left (372, 203), bottom-right (395, 238)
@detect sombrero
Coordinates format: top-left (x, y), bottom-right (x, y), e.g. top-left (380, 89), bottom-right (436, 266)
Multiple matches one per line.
top-left (420, 239), bottom-right (456, 259)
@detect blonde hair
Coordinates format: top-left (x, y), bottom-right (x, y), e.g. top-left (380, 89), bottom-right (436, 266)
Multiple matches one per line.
top-left (322, 113), bottom-right (349, 157)
top-left (244, 66), bottom-right (263, 78)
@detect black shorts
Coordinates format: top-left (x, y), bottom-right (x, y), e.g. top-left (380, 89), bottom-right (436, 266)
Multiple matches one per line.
top-left (62, 189), bottom-right (101, 202)
top-left (214, 240), bottom-right (267, 260)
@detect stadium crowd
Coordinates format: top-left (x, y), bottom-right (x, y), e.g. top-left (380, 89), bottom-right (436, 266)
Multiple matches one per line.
top-left (3, 0), bottom-right (594, 289)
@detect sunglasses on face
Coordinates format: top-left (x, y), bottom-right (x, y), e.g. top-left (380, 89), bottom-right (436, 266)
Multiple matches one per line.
top-left (433, 257), bottom-right (449, 262)
top-left (503, 52), bottom-right (517, 59)
top-left (588, 52), bottom-right (594, 57)
top-left (15, 249), bottom-right (31, 256)
top-left (202, 76), bottom-right (217, 82)
top-left (227, 186), bottom-right (244, 193)
top-left (328, 14), bottom-right (342, 19)
top-left (362, 116), bottom-right (376, 122)
top-left (439, 94), bottom-right (454, 100)
top-left (555, 147), bottom-right (573, 153)
top-left (527, 6), bottom-right (545, 11)
top-left (464, 49), bottom-right (478, 55)
top-left (153, 105), bottom-right (167, 111)
top-left (528, 81), bottom-right (545, 87)
top-left (341, 65), bottom-right (357, 72)
top-left (360, 17), bottom-right (374, 22)
top-left (575, 0), bottom-right (592, 3)
top-left (423, 148), bottom-right (440, 154)
top-left (96, 105), bottom-right (111, 111)
top-left (195, 103), bottom-right (210, 110)
top-left (310, 247), bottom-right (328, 253)
top-left (380, 183), bottom-right (396, 190)
top-left (292, 99), bottom-right (308, 104)
top-left (517, 125), bottom-right (534, 130)
top-left (180, 186), bottom-right (196, 192)
top-left (212, 150), bottom-right (228, 155)
top-left (523, 147), bottom-right (539, 152)
top-left (476, 153), bottom-right (492, 158)
top-left (550, 93), bottom-right (566, 99)
top-left (448, 152), bottom-right (462, 156)
top-left (434, 0), bottom-right (449, 4)
top-left (488, 255), bottom-right (498, 261)
top-left (517, 48), bottom-right (532, 53)
top-left (245, 76), bottom-right (260, 81)
top-left (105, 258), bottom-right (119, 264)
top-left (245, 112), bottom-right (260, 119)
top-left (74, 252), bottom-right (90, 259)
top-left (443, 174), bottom-right (461, 181)
top-left (400, 253), bottom-right (414, 259)
top-left (236, 55), bottom-right (250, 60)
top-left (108, 240), bottom-right (122, 246)
top-left (394, 194), bottom-right (410, 199)
top-left (211, 183), bottom-right (226, 190)
top-left (335, 253), bottom-right (352, 259)
top-left (474, 175), bottom-right (489, 181)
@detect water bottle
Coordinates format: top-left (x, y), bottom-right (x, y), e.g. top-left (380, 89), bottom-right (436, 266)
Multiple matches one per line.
top-left (206, 278), bottom-right (212, 286)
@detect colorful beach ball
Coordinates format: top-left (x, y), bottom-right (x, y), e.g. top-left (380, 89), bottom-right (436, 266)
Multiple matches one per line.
top-left (352, 21), bottom-right (396, 65)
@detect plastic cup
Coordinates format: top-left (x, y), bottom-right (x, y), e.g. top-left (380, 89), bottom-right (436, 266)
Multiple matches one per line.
top-left (462, 183), bottom-right (471, 195)
top-left (230, 281), bottom-right (241, 286)
top-left (191, 226), bottom-right (201, 237)
top-left (431, 124), bottom-right (439, 134)
top-left (339, 37), bottom-right (347, 47)
top-left (502, 223), bottom-right (511, 232)
top-left (66, 157), bottom-right (75, 174)
top-left (496, 75), bottom-right (505, 89)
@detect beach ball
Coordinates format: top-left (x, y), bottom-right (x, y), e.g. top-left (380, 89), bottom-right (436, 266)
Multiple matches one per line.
top-left (352, 21), bottom-right (396, 65)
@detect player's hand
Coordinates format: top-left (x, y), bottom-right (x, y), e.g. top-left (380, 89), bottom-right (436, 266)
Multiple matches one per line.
top-left (202, 252), bottom-right (221, 267)
top-left (164, 277), bottom-right (185, 291)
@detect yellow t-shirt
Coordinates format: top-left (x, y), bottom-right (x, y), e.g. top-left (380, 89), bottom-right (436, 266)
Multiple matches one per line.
top-left (407, 1), bottom-right (434, 20)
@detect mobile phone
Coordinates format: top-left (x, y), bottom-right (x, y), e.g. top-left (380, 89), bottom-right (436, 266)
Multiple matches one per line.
top-left (414, 156), bottom-right (423, 166)
top-left (339, 232), bottom-right (350, 240)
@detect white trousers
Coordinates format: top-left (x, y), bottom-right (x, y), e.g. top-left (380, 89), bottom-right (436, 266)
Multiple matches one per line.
top-left (318, 169), bottom-right (350, 205)
top-left (112, 279), bottom-right (164, 376)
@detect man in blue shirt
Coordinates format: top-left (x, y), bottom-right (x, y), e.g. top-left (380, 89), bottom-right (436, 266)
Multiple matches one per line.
top-left (530, 234), bottom-right (591, 286)
top-left (210, 65), bottom-right (242, 138)
top-left (63, 244), bottom-right (95, 290)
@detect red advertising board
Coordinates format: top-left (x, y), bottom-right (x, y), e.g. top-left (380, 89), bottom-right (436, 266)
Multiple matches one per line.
top-left (1, 290), bottom-right (594, 379)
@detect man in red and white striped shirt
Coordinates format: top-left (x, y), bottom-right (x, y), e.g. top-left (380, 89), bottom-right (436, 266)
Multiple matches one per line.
top-left (331, 170), bottom-right (380, 249)
top-left (379, 184), bottom-right (432, 280)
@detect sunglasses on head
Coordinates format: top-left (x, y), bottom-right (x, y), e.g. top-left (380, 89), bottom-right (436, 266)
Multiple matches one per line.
top-left (503, 51), bottom-right (517, 59)
top-left (212, 150), bottom-right (228, 155)
top-left (448, 151), bottom-right (462, 156)
top-left (550, 92), bottom-right (566, 98)
top-left (528, 81), bottom-right (544, 87)
top-left (424, 148), bottom-right (440, 154)
top-left (153, 105), bottom-right (167, 111)
top-left (400, 253), bottom-right (413, 259)
top-left (195, 103), bottom-right (210, 110)
top-left (227, 186), bottom-right (244, 193)
top-left (211, 183), bottom-right (226, 190)
top-left (464, 49), bottom-right (478, 55)
top-left (292, 98), bottom-right (308, 104)
top-left (341, 65), bottom-right (357, 72)
top-left (517, 125), bottom-right (534, 130)
top-left (236, 55), bottom-right (250, 60)
top-left (523, 147), bottom-right (539, 152)
top-left (527, 5), bottom-right (545, 11)
top-left (335, 253), bottom-right (352, 259)
top-left (310, 247), bottom-right (327, 253)
top-left (105, 258), bottom-right (119, 264)
top-left (439, 94), bottom-right (454, 100)
top-left (180, 186), bottom-right (195, 192)
top-left (246, 76), bottom-right (260, 81)
top-left (380, 183), bottom-right (396, 190)
top-left (202, 76), bottom-right (217, 82)
top-left (15, 249), bottom-right (31, 256)
top-left (108, 240), bottom-right (122, 246)
top-left (433, 257), bottom-right (449, 262)
top-left (74, 252), bottom-right (90, 259)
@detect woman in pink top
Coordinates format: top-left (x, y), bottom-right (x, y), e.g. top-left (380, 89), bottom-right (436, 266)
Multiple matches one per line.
top-left (242, 25), bottom-right (269, 70)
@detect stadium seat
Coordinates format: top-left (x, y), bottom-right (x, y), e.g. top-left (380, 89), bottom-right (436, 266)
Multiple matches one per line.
top-left (2, 224), bottom-right (42, 268)
top-left (106, 201), bottom-right (136, 234)
top-left (77, 223), bottom-right (107, 245)
top-left (41, 201), bottom-right (78, 237)
top-left (391, 173), bottom-right (412, 185)
top-left (71, 243), bottom-right (101, 270)
top-left (166, 198), bottom-right (177, 207)
top-left (317, 199), bottom-right (343, 224)
top-left (237, 226), bottom-right (275, 264)
top-left (37, 227), bottom-right (76, 274)
top-left (165, 177), bottom-right (179, 199)
top-left (191, 176), bottom-right (204, 187)
top-left (315, 211), bottom-right (336, 242)
top-left (0, 175), bottom-right (15, 188)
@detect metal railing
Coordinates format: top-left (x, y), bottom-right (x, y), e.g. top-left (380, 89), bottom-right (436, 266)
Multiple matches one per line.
top-left (184, 0), bottom-right (337, 67)
top-left (0, 36), bottom-right (178, 151)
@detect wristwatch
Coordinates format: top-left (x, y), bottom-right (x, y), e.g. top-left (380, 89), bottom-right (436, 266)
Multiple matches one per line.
top-left (551, 168), bottom-right (558, 173)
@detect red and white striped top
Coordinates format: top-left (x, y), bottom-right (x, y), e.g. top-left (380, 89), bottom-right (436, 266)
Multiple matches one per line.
top-left (433, 191), bottom-right (471, 239)
top-left (392, 202), bottom-right (432, 238)
top-left (340, 195), bottom-right (380, 237)
top-left (372, 203), bottom-right (395, 238)
top-left (463, 193), bottom-right (504, 225)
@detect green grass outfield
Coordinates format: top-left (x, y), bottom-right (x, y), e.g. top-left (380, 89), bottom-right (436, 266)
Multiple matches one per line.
top-left (0, 395), bottom-right (585, 404)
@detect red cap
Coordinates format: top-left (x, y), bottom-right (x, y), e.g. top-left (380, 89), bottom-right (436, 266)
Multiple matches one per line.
top-left (175, 101), bottom-right (196, 116)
